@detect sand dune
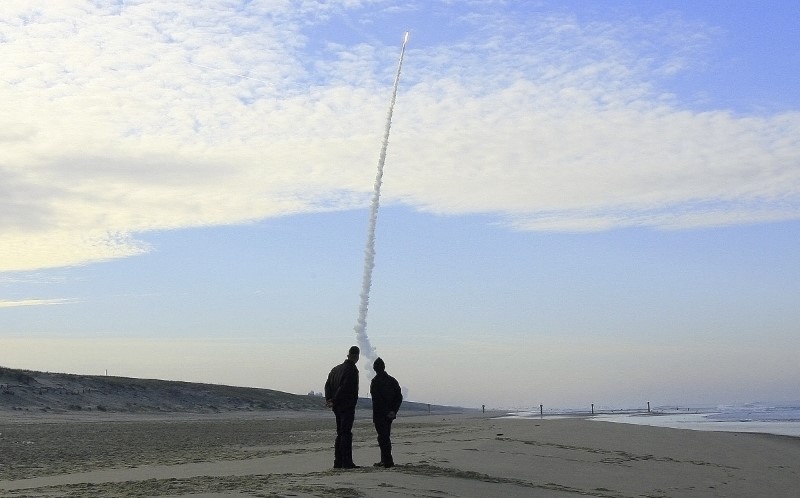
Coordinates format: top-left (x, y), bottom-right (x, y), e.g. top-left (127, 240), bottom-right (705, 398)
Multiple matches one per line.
top-left (0, 367), bottom-right (454, 415)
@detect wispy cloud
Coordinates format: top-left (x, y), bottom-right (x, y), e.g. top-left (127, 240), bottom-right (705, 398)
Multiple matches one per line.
top-left (1, 1), bottom-right (798, 271)
top-left (0, 298), bottom-right (77, 308)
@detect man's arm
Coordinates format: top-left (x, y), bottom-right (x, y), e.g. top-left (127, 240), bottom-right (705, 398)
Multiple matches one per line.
top-left (324, 369), bottom-right (336, 408)
top-left (391, 377), bottom-right (403, 412)
top-left (341, 364), bottom-right (359, 402)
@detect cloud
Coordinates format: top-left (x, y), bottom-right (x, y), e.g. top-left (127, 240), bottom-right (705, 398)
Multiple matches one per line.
top-left (1, 2), bottom-right (798, 271)
top-left (0, 298), bottom-right (77, 308)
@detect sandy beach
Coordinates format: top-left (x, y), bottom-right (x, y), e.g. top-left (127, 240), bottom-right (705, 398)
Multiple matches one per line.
top-left (1, 410), bottom-right (799, 497)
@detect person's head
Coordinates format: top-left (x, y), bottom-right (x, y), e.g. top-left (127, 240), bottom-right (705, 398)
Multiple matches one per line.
top-left (347, 345), bottom-right (360, 362)
top-left (373, 357), bottom-right (385, 372)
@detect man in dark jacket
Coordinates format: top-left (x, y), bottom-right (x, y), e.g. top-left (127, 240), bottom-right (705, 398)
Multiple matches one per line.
top-left (369, 357), bottom-right (402, 468)
top-left (324, 345), bottom-right (360, 469)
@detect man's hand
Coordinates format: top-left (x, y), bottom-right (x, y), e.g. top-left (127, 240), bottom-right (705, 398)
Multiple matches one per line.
top-left (387, 411), bottom-right (396, 420)
top-left (326, 399), bottom-right (334, 409)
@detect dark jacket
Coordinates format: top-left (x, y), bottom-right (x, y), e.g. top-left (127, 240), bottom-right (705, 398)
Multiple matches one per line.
top-left (325, 359), bottom-right (359, 410)
top-left (370, 371), bottom-right (402, 416)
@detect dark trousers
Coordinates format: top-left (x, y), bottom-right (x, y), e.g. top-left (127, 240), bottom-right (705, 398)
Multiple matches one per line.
top-left (373, 415), bottom-right (394, 465)
top-left (334, 407), bottom-right (356, 466)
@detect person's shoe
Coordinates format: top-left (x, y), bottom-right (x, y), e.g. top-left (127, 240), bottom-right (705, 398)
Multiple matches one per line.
top-left (333, 461), bottom-right (342, 469)
top-left (383, 461), bottom-right (394, 468)
top-left (342, 463), bottom-right (360, 469)
top-left (373, 461), bottom-right (385, 467)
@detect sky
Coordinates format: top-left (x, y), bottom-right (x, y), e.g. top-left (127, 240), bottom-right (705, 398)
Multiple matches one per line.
top-left (2, 0), bottom-right (799, 409)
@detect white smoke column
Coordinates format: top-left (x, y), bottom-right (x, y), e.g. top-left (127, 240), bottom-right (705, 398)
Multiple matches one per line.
top-left (354, 32), bottom-right (409, 375)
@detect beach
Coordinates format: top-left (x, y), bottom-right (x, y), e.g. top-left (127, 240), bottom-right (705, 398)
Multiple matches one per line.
top-left (2, 411), bottom-right (799, 497)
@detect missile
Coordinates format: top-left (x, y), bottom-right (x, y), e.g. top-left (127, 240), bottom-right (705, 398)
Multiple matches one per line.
top-left (403, 31), bottom-right (409, 45)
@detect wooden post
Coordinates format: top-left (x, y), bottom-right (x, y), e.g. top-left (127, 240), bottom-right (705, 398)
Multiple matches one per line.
top-left (591, 403), bottom-right (594, 415)
top-left (647, 401), bottom-right (650, 413)
top-left (539, 404), bottom-right (543, 416)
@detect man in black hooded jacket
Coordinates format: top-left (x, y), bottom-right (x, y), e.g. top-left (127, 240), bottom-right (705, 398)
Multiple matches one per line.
top-left (324, 345), bottom-right (360, 469)
top-left (370, 357), bottom-right (402, 468)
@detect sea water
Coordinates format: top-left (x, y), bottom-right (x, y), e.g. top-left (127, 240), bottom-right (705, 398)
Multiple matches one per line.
top-left (507, 403), bottom-right (800, 437)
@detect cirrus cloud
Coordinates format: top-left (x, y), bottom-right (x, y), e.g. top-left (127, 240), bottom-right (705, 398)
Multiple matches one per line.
top-left (1, 1), bottom-right (798, 271)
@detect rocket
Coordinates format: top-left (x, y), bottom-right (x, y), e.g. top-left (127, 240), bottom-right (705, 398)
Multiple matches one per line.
top-left (352, 31), bottom-right (409, 367)
top-left (398, 31), bottom-right (409, 62)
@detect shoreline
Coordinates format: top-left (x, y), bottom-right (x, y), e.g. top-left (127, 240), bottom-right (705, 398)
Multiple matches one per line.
top-left (2, 411), bottom-right (799, 497)
top-left (591, 412), bottom-right (800, 438)
top-left (502, 406), bottom-right (800, 438)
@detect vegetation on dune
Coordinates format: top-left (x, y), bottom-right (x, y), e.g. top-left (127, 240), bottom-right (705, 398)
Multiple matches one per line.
top-left (0, 365), bottom-right (326, 413)
top-left (0, 366), bottom-right (462, 414)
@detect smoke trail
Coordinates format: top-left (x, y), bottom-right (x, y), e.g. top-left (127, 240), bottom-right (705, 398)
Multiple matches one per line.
top-left (353, 32), bottom-right (409, 375)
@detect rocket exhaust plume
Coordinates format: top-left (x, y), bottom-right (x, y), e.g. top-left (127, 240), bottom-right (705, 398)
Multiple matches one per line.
top-left (353, 32), bottom-right (409, 375)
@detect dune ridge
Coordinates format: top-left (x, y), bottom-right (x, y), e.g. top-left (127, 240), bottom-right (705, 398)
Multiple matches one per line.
top-left (0, 366), bottom-right (460, 415)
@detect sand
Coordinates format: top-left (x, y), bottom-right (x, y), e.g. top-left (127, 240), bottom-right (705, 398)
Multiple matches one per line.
top-left (1, 410), bottom-right (799, 497)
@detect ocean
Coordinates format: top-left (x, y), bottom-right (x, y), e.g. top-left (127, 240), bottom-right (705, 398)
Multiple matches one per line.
top-left (506, 403), bottom-right (800, 437)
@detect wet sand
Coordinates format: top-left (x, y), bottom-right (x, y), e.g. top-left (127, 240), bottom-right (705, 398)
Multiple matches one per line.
top-left (1, 410), bottom-right (799, 497)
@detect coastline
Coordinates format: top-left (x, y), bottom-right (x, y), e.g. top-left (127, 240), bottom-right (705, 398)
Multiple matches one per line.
top-left (504, 403), bottom-right (800, 438)
top-left (592, 412), bottom-right (800, 438)
top-left (2, 411), bottom-right (799, 497)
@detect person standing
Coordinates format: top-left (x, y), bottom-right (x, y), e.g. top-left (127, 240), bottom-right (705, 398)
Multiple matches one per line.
top-left (369, 357), bottom-right (403, 468)
top-left (324, 345), bottom-right (360, 469)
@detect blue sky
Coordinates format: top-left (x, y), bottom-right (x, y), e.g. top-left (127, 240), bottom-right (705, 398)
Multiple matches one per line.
top-left (2, 1), bottom-right (799, 408)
